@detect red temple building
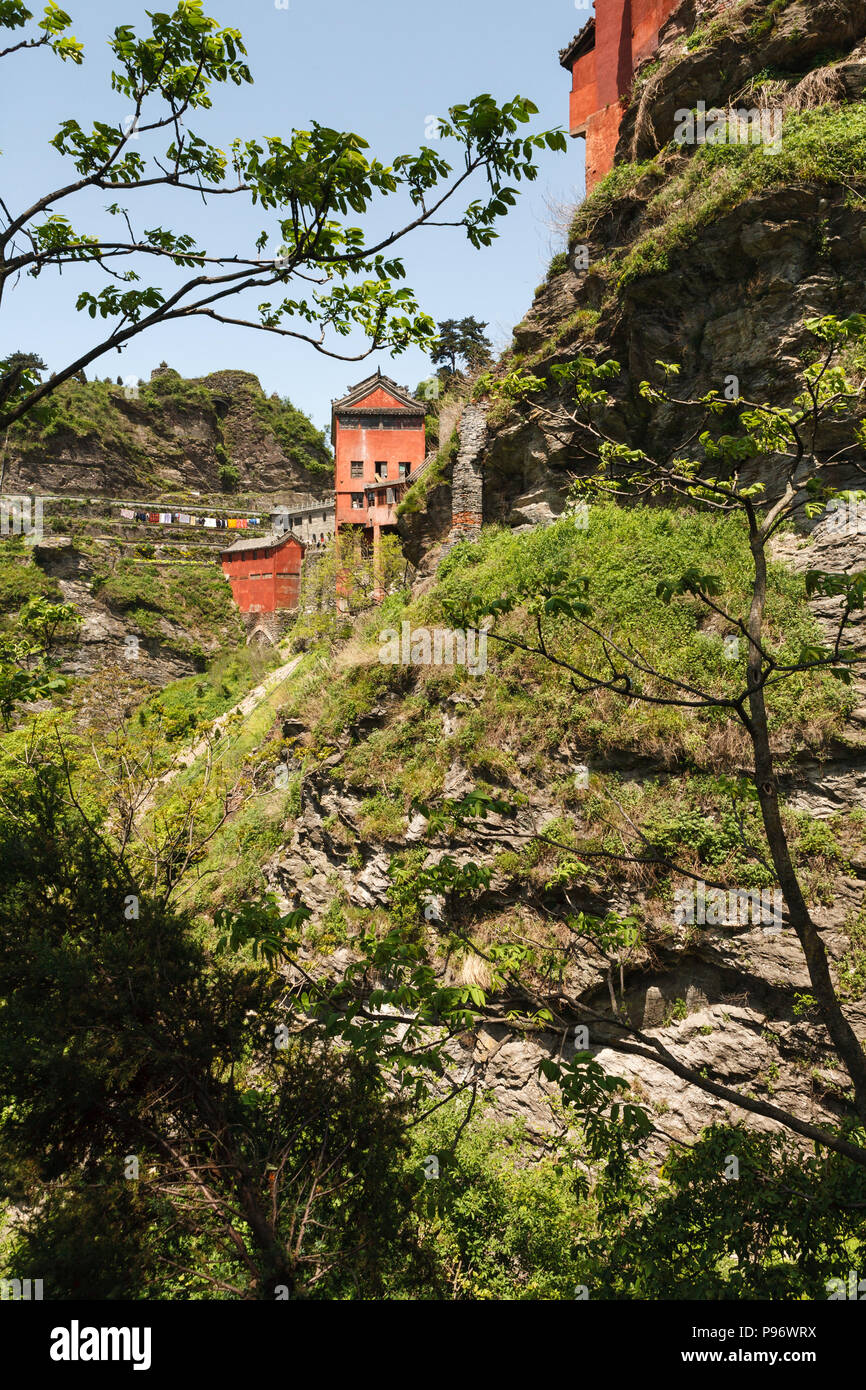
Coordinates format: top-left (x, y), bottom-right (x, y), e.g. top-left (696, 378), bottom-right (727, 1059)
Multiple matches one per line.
top-left (560, 0), bottom-right (680, 190)
top-left (332, 370), bottom-right (427, 541)
top-left (220, 530), bottom-right (305, 614)
top-left (332, 370), bottom-right (427, 597)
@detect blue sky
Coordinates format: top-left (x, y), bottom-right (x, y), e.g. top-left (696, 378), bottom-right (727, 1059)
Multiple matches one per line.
top-left (1, 0), bottom-right (588, 436)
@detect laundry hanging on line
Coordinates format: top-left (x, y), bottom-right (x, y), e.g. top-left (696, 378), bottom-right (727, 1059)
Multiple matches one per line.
top-left (117, 508), bottom-right (265, 530)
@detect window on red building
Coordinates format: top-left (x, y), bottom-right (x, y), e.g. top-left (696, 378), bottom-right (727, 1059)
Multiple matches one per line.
top-left (398, 462), bottom-right (409, 479)
top-left (350, 461), bottom-right (363, 478)
top-left (351, 493), bottom-right (364, 510)
top-left (375, 461), bottom-right (387, 479)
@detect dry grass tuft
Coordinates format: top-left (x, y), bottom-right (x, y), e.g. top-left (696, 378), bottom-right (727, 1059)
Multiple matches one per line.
top-left (784, 67), bottom-right (848, 112)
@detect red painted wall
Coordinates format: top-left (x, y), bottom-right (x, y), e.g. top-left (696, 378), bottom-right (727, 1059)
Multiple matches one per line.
top-left (569, 49), bottom-right (598, 134)
top-left (566, 0), bottom-right (680, 189)
top-left (334, 385), bottom-right (425, 532)
top-left (595, 0), bottom-right (633, 107)
top-left (221, 535), bottom-right (305, 613)
top-left (584, 105), bottom-right (626, 189)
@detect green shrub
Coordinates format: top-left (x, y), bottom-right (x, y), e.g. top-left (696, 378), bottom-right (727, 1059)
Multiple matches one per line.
top-left (406, 1105), bottom-right (591, 1299)
top-left (0, 553), bottom-right (61, 614)
top-left (599, 103), bottom-right (866, 290)
top-left (218, 458), bottom-right (240, 492)
top-left (396, 429), bottom-right (458, 517)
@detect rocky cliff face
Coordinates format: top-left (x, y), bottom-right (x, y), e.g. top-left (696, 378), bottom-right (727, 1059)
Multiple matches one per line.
top-left (621, 0), bottom-right (866, 165)
top-left (3, 365), bottom-right (331, 502)
top-left (29, 534), bottom-right (244, 688)
top-left (476, 0), bottom-right (866, 523)
top-left (258, 553), bottom-right (866, 1147)
top-left (247, 0), bottom-right (866, 1149)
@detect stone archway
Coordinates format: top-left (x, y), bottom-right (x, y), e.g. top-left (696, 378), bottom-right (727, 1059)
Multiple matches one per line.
top-left (243, 610), bottom-right (281, 648)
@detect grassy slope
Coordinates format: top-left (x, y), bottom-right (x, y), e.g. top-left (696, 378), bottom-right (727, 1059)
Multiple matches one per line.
top-left (88, 554), bottom-right (242, 657)
top-left (0, 538), bottom-right (244, 674)
top-left (566, 103), bottom-right (866, 296)
top-left (292, 504), bottom-right (851, 768)
top-left (129, 504), bottom-right (862, 967)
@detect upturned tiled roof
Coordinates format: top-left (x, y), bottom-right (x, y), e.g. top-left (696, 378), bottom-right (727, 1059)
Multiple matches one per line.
top-left (220, 530), bottom-right (305, 556)
top-left (331, 369), bottom-right (427, 443)
top-left (331, 369), bottom-right (425, 415)
top-left (559, 16), bottom-right (596, 69)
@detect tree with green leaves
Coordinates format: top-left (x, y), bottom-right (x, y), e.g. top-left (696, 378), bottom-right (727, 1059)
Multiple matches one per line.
top-left (0, 595), bottom-right (79, 726)
top-left (0, 749), bottom-right (524, 1297)
top-left (431, 316), bottom-right (493, 384)
top-left (0, 1), bottom-right (565, 432)
top-left (0, 350), bottom-right (47, 416)
top-left (17, 594), bottom-right (80, 654)
top-left (290, 529), bottom-right (408, 648)
top-left (581, 1123), bottom-right (866, 1299)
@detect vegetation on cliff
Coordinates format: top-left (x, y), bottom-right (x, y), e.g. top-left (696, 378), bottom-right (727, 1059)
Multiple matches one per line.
top-left (6, 0), bottom-right (866, 1309)
top-left (4, 368), bottom-right (333, 494)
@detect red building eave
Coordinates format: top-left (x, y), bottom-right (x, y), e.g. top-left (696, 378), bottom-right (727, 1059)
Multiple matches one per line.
top-left (559, 17), bottom-right (596, 70)
top-left (330, 370), bottom-right (427, 444)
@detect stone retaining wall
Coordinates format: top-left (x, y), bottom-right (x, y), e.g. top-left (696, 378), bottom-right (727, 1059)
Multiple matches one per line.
top-left (449, 404), bottom-right (487, 538)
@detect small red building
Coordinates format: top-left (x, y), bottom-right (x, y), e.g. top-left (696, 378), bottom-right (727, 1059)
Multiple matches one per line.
top-left (220, 530), bottom-right (305, 613)
top-left (332, 370), bottom-right (427, 542)
top-left (560, 0), bottom-right (681, 190)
